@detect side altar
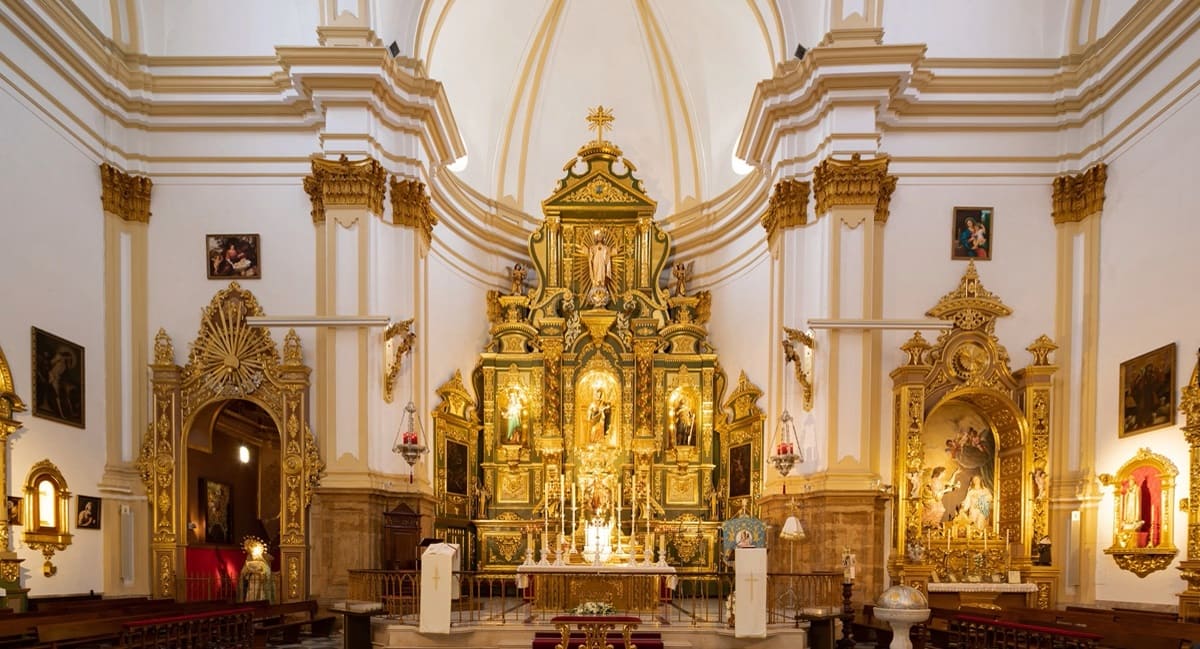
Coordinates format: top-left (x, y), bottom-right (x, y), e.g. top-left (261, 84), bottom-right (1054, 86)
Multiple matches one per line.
top-left (429, 109), bottom-right (766, 575)
top-left (887, 263), bottom-right (1061, 609)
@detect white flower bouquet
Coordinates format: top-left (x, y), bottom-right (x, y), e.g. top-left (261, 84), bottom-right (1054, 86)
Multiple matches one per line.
top-left (572, 601), bottom-right (615, 615)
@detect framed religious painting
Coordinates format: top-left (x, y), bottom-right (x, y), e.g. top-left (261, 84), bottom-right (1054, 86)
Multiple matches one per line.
top-left (951, 206), bottom-right (993, 261)
top-left (76, 495), bottom-right (101, 530)
top-left (6, 497), bottom-right (21, 526)
top-left (728, 443), bottom-right (752, 498)
top-left (206, 233), bottom-right (261, 279)
top-left (1119, 342), bottom-right (1176, 437)
top-left (445, 440), bottom-right (469, 496)
top-left (31, 327), bottom-right (85, 428)
top-left (201, 479), bottom-right (233, 544)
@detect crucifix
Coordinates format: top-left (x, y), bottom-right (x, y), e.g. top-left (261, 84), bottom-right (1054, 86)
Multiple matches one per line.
top-left (743, 573), bottom-right (759, 603)
top-left (431, 566), bottom-right (441, 589)
top-left (586, 105), bottom-right (615, 143)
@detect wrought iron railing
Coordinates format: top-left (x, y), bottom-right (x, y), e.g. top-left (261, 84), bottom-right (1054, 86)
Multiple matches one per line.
top-left (175, 573), bottom-right (280, 603)
top-left (766, 571), bottom-right (842, 624)
top-left (348, 569), bottom-right (840, 629)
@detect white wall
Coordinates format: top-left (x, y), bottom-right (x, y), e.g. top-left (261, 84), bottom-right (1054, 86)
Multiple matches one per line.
top-left (145, 181), bottom-right (317, 365)
top-left (0, 87), bottom-right (107, 596)
top-left (139, 0), bottom-right (320, 56)
top-left (883, 0), bottom-right (1069, 58)
top-left (1092, 92), bottom-right (1200, 605)
top-left (707, 254), bottom-right (771, 406)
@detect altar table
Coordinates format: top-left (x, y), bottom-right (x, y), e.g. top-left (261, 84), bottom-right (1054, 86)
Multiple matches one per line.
top-left (518, 565), bottom-right (677, 614)
top-left (927, 582), bottom-right (1038, 610)
top-left (550, 615), bottom-right (641, 649)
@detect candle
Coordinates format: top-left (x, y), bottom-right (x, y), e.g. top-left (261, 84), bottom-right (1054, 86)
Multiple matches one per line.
top-left (947, 530), bottom-right (951, 552)
top-left (984, 532), bottom-right (988, 552)
top-left (1006, 529), bottom-right (1010, 546)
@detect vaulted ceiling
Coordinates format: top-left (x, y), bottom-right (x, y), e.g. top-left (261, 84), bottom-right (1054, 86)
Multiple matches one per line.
top-left (408, 0), bottom-right (779, 217)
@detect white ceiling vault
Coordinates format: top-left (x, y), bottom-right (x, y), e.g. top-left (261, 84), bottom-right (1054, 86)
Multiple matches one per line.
top-left (405, 0), bottom-right (781, 219)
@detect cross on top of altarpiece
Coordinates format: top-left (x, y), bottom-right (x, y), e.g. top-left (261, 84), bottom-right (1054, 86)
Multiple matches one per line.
top-left (586, 105), bottom-right (615, 143)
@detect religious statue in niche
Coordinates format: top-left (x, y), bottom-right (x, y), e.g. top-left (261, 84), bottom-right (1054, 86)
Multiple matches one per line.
top-left (574, 228), bottom-right (624, 307)
top-left (920, 402), bottom-right (997, 532)
top-left (509, 263), bottom-right (528, 296)
top-left (672, 398), bottom-right (696, 446)
top-left (583, 387), bottom-right (614, 446)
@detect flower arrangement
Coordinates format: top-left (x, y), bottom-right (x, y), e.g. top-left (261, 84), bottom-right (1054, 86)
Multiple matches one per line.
top-left (572, 601), bottom-right (615, 615)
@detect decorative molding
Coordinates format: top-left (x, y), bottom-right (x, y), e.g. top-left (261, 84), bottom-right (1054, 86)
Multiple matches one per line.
top-left (1052, 163), bottom-right (1107, 224)
top-left (99, 164), bottom-right (152, 223)
top-left (925, 260), bottom-right (1013, 331)
top-left (303, 155), bottom-right (387, 224)
top-left (389, 177), bottom-right (438, 244)
top-left (382, 319), bottom-right (417, 404)
top-left (761, 179), bottom-right (810, 239)
top-left (812, 154), bottom-right (896, 223)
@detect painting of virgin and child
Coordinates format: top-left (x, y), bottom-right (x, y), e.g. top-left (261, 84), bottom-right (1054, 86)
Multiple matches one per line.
top-left (920, 402), bottom-right (997, 532)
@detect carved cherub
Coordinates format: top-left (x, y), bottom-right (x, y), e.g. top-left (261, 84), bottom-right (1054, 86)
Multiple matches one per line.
top-left (671, 261), bottom-right (693, 297)
top-left (782, 338), bottom-right (801, 366)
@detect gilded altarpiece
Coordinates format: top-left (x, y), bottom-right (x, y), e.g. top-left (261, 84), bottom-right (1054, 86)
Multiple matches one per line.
top-left (889, 263), bottom-right (1059, 609)
top-left (139, 284), bottom-right (324, 601)
top-left (456, 116), bottom-right (754, 573)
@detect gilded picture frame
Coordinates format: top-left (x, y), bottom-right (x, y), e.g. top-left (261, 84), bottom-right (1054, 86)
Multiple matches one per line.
top-left (1119, 342), bottom-right (1176, 437)
top-left (201, 478), bottom-right (233, 544)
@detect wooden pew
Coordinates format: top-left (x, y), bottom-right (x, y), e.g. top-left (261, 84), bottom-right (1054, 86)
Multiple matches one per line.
top-left (252, 600), bottom-right (335, 649)
top-left (25, 594), bottom-right (102, 613)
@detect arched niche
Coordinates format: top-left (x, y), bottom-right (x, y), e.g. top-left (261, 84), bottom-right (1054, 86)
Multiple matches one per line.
top-left (890, 262), bottom-right (1059, 608)
top-left (21, 460), bottom-right (71, 577)
top-left (138, 283), bottom-right (324, 601)
top-left (1100, 448), bottom-right (1178, 577)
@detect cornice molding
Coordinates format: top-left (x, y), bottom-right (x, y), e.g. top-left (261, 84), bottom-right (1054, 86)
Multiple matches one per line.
top-left (99, 163), bottom-right (152, 222)
top-left (389, 177), bottom-right (438, 245)
top-left (303, 155), bottom-right (387, 224)
top-left (1052, 163), bottom-right (1108, 224)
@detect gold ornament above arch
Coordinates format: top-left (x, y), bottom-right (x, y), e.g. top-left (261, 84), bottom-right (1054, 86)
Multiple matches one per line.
top-left (890, 262), bottom-right (1059, 606)
top-left (138, 282), bottom-right (323, 601)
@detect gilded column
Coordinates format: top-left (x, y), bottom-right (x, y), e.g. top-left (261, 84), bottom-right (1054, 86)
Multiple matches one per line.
top-left (888, 333), bottom-right (930, 590)
top-left (99, 163), bottom-right (154, 596)
top-left (1048, 162), bottom-right (1107, 603)
top-left (137, 330), bottom-right (181, 598)
top-left (1177, 352), bottom-right (1200, 620)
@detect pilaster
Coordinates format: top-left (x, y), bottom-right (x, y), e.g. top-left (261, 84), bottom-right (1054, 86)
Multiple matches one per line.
top-left (99, 162), bottom-right (153, 597)
top-left (1177, 352), bottom-right (1200, 620)
top-left (809, 154), bottom-right (896, 486)
top-left (1048, 162), bottom-right (1106, 603)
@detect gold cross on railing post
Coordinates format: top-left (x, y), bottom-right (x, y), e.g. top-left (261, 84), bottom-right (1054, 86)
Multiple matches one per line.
top-left (586, 106), bottom-right (615, 142)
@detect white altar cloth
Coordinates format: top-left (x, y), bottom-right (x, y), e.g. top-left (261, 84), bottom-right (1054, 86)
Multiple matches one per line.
top-left (927, 582), bottom-right (1037, 593)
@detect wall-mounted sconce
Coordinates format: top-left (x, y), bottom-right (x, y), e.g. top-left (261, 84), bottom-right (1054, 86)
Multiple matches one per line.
top-left (383, 318), bottom-right (416, 403)
top-left (782, 327), bottom-right (815, 411)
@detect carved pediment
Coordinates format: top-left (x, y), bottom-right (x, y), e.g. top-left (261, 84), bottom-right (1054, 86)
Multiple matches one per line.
top-left (541, 109), bottom-right (657, 220)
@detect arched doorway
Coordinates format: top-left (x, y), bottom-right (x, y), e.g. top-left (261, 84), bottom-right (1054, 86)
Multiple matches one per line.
top-left (138, 283), bottom-right (324, 601)
top-left (179, 399), bottom-right (283, 601)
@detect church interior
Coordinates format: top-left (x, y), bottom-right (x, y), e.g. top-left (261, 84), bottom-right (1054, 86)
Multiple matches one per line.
top-left (1, 0), bottom-right (1199, 647)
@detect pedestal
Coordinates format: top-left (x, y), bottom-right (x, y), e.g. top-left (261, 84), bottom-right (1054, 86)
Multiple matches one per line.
top-left (331, 601), bottom-right (382, 649)
top-left (872, 607), bottom-right (930, 649)
top-left (734, 548), bottom-right (767, 638)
